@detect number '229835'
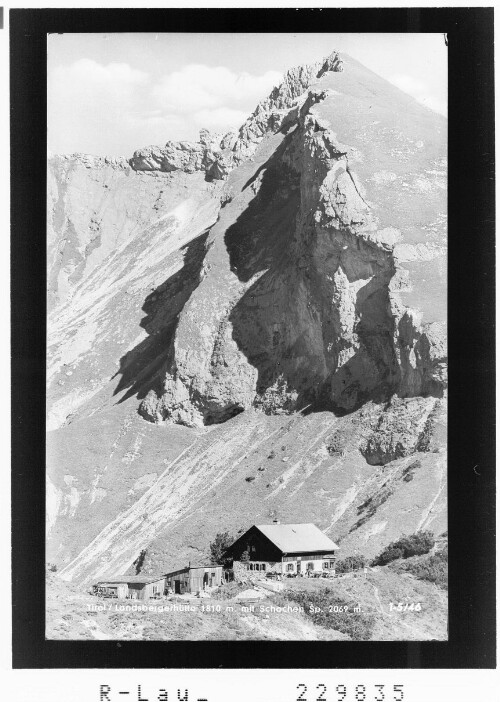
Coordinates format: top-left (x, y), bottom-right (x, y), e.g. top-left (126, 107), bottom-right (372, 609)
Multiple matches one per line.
top-left (296, 683), bottom-right (404, 702)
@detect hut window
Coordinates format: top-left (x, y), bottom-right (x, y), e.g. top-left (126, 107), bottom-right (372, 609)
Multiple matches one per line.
top-left (287, 563), bottom-right (294, 572)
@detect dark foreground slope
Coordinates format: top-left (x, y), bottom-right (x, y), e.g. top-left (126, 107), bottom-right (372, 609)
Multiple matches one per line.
top-left (47, 565), bottom-right (447, 641)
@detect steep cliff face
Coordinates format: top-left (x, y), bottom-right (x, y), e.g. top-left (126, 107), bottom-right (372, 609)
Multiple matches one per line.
top-left (47, 51), bottom-right (447, 584)
top-left (136, 55), bottom-right (446, 427)
top-left (47, 155), bottom-right (226, 430)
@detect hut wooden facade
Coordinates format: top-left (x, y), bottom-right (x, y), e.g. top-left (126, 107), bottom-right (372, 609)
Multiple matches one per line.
top-left (164, 565), bottom-right (223, 594)
top-left (224, 523), bottom-right (339, 575)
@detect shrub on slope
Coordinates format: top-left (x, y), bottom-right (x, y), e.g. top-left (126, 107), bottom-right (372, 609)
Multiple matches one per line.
top-left (335, 555), bottom-right (367, 573)
top-left (372, 531), bottom-right (435, 566)
top-left (283, 587), bottom-right (375, 641)
top-left (391, 546), bottom-right (448, 590)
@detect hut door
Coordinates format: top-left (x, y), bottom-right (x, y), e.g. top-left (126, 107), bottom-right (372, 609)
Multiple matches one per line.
top-left (175, 580), bottom-right (181, 594)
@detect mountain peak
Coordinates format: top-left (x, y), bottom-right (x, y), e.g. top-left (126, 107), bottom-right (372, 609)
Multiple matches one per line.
top-left (317, 49), bottom-right (344, 76)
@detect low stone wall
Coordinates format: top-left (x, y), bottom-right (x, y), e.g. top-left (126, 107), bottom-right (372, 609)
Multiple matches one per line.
top-left (258, 580), bottom-right (284, 593)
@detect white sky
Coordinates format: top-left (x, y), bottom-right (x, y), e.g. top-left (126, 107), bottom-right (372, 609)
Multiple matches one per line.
top-left (48, 33), bottom-right (447, 157)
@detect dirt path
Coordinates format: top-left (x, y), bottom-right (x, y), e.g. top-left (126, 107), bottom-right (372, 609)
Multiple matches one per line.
top-left (370, 582), bottom-right (390, 618)
top-left (79, 619), bottom-right (112, 640)
top-left (416, 454), bottom-right (446, 531)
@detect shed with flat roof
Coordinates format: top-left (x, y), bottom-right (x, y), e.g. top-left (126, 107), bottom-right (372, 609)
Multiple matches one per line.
top-left (92, 574), bottom-right (165, 600)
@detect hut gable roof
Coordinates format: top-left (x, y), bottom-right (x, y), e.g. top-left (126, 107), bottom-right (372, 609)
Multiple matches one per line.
top-left (254, 523), bottom-right (339, 554)
top-left (95, 575), bottom-right (164, 585)
top-left (163, 564), bottom-right (220, 577)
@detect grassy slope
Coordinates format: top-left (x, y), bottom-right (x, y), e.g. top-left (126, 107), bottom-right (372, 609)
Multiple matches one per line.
top-left (47, 400), bottom-right (197, 564)
top-left (49, 397), bottom-right (446, 586)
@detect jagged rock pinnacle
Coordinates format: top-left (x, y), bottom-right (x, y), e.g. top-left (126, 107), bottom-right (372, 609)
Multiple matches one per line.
top-left (318, 50), bottom-right (344, 76)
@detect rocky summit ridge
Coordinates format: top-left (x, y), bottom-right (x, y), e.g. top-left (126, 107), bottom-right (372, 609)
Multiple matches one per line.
top-left (47, 51), bottom-right (447, 583)
top-left (59, 51), bottom-right (346, 181)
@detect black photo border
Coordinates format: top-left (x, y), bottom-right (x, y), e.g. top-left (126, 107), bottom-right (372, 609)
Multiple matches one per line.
top-left (11, 7), bottom-right (495, 669)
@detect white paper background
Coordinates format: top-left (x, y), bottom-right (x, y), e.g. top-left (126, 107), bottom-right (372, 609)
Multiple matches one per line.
top-left (2, 2), bottom-right (498, 700)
